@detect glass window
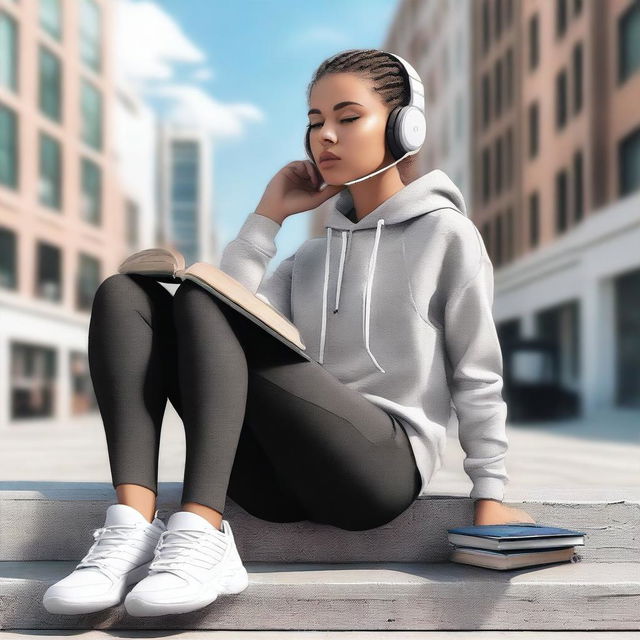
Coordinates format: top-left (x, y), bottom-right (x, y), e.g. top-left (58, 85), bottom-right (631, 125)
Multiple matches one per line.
top-left (35, 241), bottom-right (62, 301)
top-left (494, 58), bottom-right (502, 117)
top-left (619, 126), bottom-right (640, 196)
top-left (556, 68), bottom-right (568, 129)
top-left (619, 1), bottom-right (640, 84)
top-left (81, 157), bottom-right (101, 224)
top-left (77, 252), bottom-right (100, 311)
top-left (0, 103), bottom-right (18, 189)
top-left (556, 168), bottom-right (569, 233)
top-left (529, 192), bottom-right (539, 247)
top-left (39, 46), bottom-right (62, 122)
top-left (529, 102), bottom-right (539, 158)
top-left (505, 0), bottom-right (513, 25)
top-left (0, 11), bottom-right (18, 92)
top-left (80, 0), bottom-right (101, 72)
top-left (573, 150), bottom-right (584, 221)
top-left (494, 137), bottom-right (502, 194)
top-left (0, 226), bottom-right (17, 290)
top-left (506, 48), bottom-right (513, 105)
top-left (10, 342), bottom-right (57, 419)
top-left (506, 206), bottom-right (514, 261)
top-left (39, 132), bottom-right (62, 210)
top-left (482, 146), bottom-right (490, 203)
top-left (482, 73), bottom-right (490, 128)
top-left (69, 350), bottom-right (98, 415)
top-left (482, 1), bottom-right (490, 52)
top-left (39, 0), bottom-right (62, 40)
top-left (80, 80), bottom-right (102, 150)
top-left (506, 127), bottom-right (513, 186)
top-left (573, 42), bottom-right (583, 114)
top-left (556, 0), bottom-right (568, 38)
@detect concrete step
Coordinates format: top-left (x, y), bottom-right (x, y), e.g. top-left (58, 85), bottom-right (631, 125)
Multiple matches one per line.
top-left (3, 633), bottom-right (640, 639)
top-left (1, 559), bottom-right (639, 631)
top-left (1, 482), bottom-right (639, 563)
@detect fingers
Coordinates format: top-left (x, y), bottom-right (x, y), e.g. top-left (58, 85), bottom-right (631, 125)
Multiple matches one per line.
top-left (288, 160), bottom-right (323, 191)
top-left (304, 161), bottom-right (319, 189)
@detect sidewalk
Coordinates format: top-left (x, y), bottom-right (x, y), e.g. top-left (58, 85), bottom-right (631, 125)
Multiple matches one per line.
top-left (1, 404), bottom-right (638, 497)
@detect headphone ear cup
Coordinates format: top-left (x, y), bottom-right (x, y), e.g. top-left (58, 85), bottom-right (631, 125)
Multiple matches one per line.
top-left (385, 106), bottom-right (406, 160)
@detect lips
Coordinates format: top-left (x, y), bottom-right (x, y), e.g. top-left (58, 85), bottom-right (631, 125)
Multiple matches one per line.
top-left (319, 155), bottom-right (340, 165)
top-left (319, 151), bottom-right (340, 164)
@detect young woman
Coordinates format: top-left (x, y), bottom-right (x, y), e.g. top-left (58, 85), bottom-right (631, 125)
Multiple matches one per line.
top-left (43, 48), bottom-right (534, 617)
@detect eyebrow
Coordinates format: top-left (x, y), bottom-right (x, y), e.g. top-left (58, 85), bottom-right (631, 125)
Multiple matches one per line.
top-left (307, 101), bottom-right (364, 116)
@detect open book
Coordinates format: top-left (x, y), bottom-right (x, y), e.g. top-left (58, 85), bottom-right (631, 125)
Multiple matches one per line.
top-left (117, 247), bottom-right (311, 362)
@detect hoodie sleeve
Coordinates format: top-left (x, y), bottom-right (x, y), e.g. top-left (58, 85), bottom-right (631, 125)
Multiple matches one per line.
top-left (443, 251), bottom-right (509, 503)
top-left (218, 212), bottom-right (295, 321)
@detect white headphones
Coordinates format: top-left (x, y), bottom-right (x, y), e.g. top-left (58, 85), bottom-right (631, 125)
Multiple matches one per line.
top-left (305, 50), bottom-right (427, 185)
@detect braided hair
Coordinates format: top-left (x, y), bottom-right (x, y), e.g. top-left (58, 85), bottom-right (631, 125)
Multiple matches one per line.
top-left (306, 48), bottom-right (420, 184)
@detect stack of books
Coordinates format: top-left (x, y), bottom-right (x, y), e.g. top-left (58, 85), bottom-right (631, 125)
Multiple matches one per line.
top-left (447, 523), bottom-right (586, 570)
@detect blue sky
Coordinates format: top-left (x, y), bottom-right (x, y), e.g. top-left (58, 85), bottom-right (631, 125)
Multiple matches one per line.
top-left (117, 0), bottom-right (399, 271)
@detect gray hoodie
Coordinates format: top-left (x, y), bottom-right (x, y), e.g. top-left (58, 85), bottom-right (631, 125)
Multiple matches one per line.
top-left (219, 168), bottom-right (509, 502)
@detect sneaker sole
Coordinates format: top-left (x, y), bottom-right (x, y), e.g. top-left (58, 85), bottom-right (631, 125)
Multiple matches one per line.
top-left (124, 565), bottom-right (250, 617)
top-left (42, 559), bottom-right (154, 615)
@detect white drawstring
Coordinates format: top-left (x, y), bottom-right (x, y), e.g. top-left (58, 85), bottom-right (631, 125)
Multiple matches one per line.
top-left (319, 220), bottom-right (386, 372)
top-left (362, 219), bottom-right (386, 372)
top-left (318, 227), bottom-right (332, 364)
top-left (333, 231), bottom-right (348, 313)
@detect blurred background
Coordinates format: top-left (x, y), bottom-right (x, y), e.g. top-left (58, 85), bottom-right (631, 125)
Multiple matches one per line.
top-left (0, 0), bottom-right (638, 495)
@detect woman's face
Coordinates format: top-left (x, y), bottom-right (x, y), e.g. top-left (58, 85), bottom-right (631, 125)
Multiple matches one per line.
top-left (307, 72), bottom-right (394, 185)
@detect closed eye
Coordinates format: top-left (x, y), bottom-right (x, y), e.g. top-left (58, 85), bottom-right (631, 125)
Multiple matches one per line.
top-left (307, 117), bottom-right (360, 130)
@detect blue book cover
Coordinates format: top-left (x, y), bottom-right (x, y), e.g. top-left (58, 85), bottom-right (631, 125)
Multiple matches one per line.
top-left (447, 524), bottom-right (586, 539)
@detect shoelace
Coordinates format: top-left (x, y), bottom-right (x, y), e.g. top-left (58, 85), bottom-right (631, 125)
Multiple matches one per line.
top-left (75, 523), bottom-right (152, 583)
top-left (148, 528), bottom-right (228, 580)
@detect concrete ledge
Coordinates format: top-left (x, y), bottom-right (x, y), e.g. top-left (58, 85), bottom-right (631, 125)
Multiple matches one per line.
top-left (1, 482), bottom-right (639, 564)
top-left (1, 560), bottom-right (639, 631)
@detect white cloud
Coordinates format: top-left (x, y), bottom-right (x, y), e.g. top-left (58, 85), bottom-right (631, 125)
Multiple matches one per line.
top-left (114, 0), bottom-right (263, 139)
top-left (114, 0), bottom-right (205, 85)
top-left (191, 67), bottom-right (214, 82)
top-left (147, 84), bottom-right (264, 138)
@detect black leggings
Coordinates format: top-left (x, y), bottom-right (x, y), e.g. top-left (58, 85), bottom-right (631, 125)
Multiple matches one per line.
top-left (87, 273), bottom-right (421, 531)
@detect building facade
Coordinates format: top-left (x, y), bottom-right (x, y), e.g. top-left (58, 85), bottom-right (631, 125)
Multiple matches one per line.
top-left (474, 0), bottom-right (640, 411)
top-left (0, 0), bottom-right (122, 428)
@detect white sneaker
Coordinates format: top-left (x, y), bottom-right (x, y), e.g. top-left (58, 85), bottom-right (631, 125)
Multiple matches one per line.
top-left (124, 511), bottom-right (249, 616)
top-left (42, 503), bottom-right (166, 614)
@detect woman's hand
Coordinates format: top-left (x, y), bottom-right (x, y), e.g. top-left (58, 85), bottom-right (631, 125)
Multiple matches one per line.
top-left (254, 160), bottom-right (346, 225)
top-left (473, 498), bottom-right (536, 526)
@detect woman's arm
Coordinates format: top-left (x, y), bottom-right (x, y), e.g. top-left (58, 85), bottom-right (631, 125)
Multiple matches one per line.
top-left (444, 251), bottom-right (509, 502)
top-left (219, 212), bottom-right (296, 321)
top-left (218, 158), bottom-right (344, 320)
top-left (442, 225), bottom-right (535, 525)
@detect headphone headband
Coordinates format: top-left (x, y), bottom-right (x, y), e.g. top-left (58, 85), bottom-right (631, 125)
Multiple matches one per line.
top-left (385, 52), bottom-right (425, 113)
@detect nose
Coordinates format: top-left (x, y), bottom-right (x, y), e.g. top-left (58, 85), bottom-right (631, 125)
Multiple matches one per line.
top-left (320, 125), bottom-right (337, 144)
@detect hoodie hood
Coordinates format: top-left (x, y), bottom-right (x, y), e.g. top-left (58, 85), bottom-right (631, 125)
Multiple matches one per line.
top-left (325, 168), bottom-right (467, 231)
top-left (319, 169), bottom-right (468, 371)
